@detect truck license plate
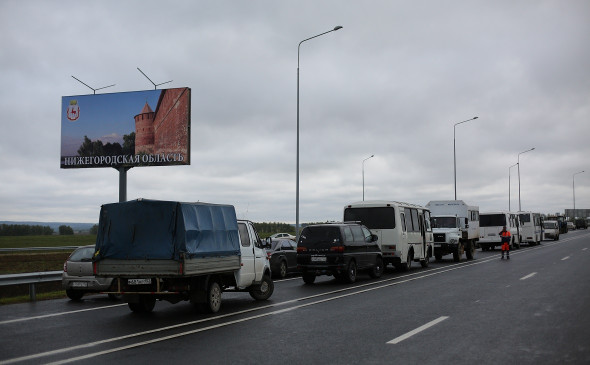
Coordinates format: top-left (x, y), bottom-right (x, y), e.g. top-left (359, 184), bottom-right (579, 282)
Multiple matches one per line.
top-left (128, 278), bottom-right (152, 285)
top-left (311, 256), bottom-right (326, 262)
top-left (72, 282), bottom-right (88, 288)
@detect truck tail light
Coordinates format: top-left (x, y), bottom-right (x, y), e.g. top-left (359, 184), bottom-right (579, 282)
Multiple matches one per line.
top-left (93, 262), bottom-right (97, 275)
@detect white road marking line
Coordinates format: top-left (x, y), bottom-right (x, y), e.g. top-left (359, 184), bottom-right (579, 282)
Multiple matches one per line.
top-left (561, 256), bottom-right (570, 261)
top-left (387, 316), bottom-right (449, 345)
top-left (520, 272), bottom-right (537, 280)
top-left (4, 238), bottom-right (587, 364)
top-left (582, 248), bottom-right (587, 251)
top-left (2, 263), bottom-right (483, 365)
top-left (0, 304), bottom-right (127, 325)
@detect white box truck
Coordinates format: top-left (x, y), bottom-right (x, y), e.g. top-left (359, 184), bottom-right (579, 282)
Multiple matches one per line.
top-left (425, 200), bottom-right (479, 261)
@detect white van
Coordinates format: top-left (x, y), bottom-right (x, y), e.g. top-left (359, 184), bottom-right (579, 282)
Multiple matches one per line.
top-left (343, 200), bottom-right (433, 271)
top-left (517, 211), bottom-right (542, 246)
top-left (542, 220), bottom-right (560, 240)
top-left (479, 211), bottom-right (521, 250)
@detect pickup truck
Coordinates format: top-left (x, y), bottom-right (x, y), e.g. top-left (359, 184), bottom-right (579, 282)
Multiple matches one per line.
top-left (93, 199), bottom-right (273, 313)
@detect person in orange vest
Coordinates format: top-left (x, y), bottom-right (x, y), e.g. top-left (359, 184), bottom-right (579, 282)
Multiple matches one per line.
top-left (500, 226), bottom-right (511, 259)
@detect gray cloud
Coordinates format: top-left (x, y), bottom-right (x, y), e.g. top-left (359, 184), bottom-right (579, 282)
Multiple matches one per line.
top-left (1, 0), bottom-right (589, 224)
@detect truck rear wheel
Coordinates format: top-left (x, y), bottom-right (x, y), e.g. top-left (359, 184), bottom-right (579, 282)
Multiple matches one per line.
top-left (302, 273), bottom-right (316, 284)
top-left (128, 296), bottom-right (156, 313)
top-left (197, 281), bottom-right (222, 313)
top-left (249, 274), bottom-right (274, 301)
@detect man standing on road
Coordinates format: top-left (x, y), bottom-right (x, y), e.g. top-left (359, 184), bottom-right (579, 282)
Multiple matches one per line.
top-left (500, 226), bottom-right (511, 259)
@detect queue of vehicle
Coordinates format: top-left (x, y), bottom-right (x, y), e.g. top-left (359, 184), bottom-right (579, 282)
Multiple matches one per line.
top-left (62, 197), bottom-right (579, 314)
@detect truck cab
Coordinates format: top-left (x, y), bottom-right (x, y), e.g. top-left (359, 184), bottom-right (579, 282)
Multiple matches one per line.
top-left (236, 220), bottom-right (270, 288)
top-left (426, 200), bottom-right (479, 262)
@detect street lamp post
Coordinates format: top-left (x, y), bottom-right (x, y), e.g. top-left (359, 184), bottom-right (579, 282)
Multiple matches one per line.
top-left (296, 26), bottom-right (342, 240)
top-left (573, 170), bottom-right (585, 216)
top-left (453, 116), bottom-right (478, 200)
top-left (517, 147), bottom-right (535, 211)
top-left (509, 163), bottom-right (518, 211)
top-left (362, 155), bottom-right (374, 201)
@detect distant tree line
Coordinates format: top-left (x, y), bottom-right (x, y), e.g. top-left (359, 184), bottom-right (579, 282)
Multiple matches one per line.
top-left (0, 224), bottom-right (54, 236)
top-left (77, 133), bottom-right (135, 157)
top-left (253, 222), bottom-right (295, 235)
top-left (58, 225), bottom-right (74, 235)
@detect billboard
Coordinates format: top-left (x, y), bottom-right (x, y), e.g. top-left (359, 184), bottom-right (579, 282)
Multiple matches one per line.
top-left (60, 87), bottom-right (190, 169)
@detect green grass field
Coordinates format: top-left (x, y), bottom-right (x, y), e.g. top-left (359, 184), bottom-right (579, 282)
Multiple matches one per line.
top-left (0, 234), bottom-right (96, 248)
top-left (0, 235), bottom-right (96, 304)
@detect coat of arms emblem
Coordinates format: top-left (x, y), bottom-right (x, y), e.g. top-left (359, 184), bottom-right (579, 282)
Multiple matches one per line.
top-left (67, 100), bottom-right (80, 121)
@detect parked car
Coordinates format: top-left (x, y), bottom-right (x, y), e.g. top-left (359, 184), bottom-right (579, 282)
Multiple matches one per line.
top-left (270, 232), bottom-right (296, 240)
top-left (567, 221), bottom-right (576, 231)
top-left (265, 239), bottom-right (299, 278)
top-left (296, 222), bottom-right (383, 284)
top-left (62, 245), bottom-right (118, 300)
top-left (543, 220), bottom-right (559, 241)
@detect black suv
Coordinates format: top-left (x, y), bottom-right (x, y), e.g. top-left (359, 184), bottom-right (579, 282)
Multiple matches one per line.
top-left (296, 222), bottom-right (383, 284)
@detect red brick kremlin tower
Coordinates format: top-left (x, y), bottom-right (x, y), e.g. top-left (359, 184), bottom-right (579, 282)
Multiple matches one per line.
top-left (134, 102), bottom-right (155, 154)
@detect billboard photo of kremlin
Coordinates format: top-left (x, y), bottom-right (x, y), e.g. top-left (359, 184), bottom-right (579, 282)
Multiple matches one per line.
top-left (60, 87), bottom-right (191, 169)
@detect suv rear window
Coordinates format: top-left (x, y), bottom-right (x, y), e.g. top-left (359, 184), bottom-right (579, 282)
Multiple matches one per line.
top-left (299, 226), bottom-right (341, 247)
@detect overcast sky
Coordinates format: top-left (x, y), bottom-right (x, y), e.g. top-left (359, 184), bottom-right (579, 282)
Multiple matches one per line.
top-left (1, 0), bottom-right (589, 224)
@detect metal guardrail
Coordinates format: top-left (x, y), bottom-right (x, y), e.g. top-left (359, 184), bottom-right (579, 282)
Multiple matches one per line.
top-left (0, 246), bottom-right (81, 252)
top-left (0, 271), bottom-right (62, 301)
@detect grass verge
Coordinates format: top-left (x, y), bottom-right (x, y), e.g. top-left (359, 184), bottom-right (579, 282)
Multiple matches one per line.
top-left (0, 290), bottom-right (66, 305)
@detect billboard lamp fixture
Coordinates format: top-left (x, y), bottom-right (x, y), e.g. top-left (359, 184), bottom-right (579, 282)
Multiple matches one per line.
top-left (71, 76), bottom-right (115, 94)
top-left (137, 68), bottom-right (173, 90)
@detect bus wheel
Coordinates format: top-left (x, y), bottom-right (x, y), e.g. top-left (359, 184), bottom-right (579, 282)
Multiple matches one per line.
top-left (420, 254), bottom-right (429, 268)
top-left (398, 251), bottom-right (413, 271)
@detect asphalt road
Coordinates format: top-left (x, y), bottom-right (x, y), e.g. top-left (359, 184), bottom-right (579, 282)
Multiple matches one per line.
top-left (1, 230), bottom-right (589, 365)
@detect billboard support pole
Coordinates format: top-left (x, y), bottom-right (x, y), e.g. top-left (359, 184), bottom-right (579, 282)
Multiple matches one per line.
top-left (117, 166), bottom-right (132, 202)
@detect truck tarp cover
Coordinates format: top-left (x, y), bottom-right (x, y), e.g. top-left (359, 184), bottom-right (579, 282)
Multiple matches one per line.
top-left (94, 199), bottom-right (240, 261)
